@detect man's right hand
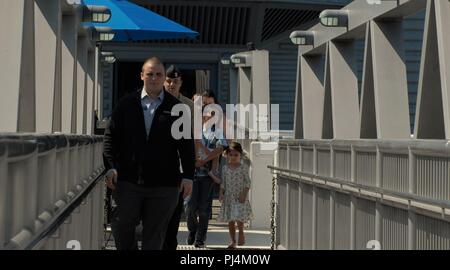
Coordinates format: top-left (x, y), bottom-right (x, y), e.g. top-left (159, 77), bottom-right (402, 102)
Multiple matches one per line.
top-left (105, 169), bottom-right (118, 190)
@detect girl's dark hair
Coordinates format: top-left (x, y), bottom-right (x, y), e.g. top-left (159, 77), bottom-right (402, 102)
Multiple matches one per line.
top-left (226, 142), bottom-right (243, 155)
top-left (201, 89), bottom-right (217, 103)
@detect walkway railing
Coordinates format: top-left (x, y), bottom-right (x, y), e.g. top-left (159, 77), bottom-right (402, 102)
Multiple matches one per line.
top-left (0, 134), bottom-right (105, 250)
top-left (270, 139), bottom-right (450, 250)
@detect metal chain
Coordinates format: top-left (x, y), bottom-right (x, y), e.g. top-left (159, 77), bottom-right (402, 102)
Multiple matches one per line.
top-left (270, 173), bottom-right (277, 250)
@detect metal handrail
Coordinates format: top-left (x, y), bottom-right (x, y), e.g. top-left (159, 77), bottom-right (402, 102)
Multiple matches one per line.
top-left (5, 169), bottom-right (105, 250)
top-left (268, 165), bottom-right (450, 211)
top-left (0, 133), bottom-right (105, 250)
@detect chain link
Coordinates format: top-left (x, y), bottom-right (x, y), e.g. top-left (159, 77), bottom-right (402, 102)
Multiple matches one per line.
top-left (270, 173), bottom-right (277, 250)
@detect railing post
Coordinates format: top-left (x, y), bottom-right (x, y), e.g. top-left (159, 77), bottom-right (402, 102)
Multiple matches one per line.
top-left (350, 145), bottom-right (356, 250)
top-left (329, 145), bottom-right (335, 250)
top-left (375, 146), bottom-right (382, 246)
top-left (298, 142), bottom-right (303, 250)
top-left (285, 144), bottom-right (290, 249)
top-left (408, 148), bottom-right (416, 250)
top-left (0, 143), bottom-right (7, 247)
top-left (312, 143), bottom-right (317, 250)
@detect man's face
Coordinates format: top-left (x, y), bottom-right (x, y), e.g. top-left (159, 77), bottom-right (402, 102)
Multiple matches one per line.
top-left (164, 77), bottom-right (182, 97)
top-left (141, 62), bottom-right (165, 93)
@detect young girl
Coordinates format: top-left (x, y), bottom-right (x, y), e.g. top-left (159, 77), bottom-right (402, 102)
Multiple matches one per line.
top-left (209, 142), bottom-right (253, 248)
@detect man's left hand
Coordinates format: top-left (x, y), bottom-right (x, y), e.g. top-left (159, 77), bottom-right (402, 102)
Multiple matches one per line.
top-left (180, 179), bottom-right (193, 199)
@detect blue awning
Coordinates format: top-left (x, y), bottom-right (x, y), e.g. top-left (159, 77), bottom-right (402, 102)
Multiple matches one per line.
top-left (82, 0), bottom-right (199, 41)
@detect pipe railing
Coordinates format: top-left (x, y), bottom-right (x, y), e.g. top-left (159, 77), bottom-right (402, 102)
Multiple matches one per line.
top-left (270, 139), bottom-right (450, 250)
top-left (0, 134), bottom-right (105, 250)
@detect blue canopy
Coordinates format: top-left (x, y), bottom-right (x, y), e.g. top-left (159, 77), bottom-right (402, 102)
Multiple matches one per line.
top-left (82, 0), bottom-right (199, 41)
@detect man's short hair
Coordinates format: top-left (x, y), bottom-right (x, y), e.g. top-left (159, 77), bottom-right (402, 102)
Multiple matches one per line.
top-left (141, 57), bottom-right (165, 72)
top-left (166, 65), bottom-right (182, 79)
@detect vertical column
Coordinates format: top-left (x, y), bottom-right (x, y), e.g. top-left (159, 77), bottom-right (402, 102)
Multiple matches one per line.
top-left (94, 46), bottom-right (102, 121)
top-left (34, 0), bottom-right (61, 133)
top-left (0, 0), bottom-right (36, 132)
top-left (329, 41), bottom-right (360, 139)
top-left (293, 46), bottom-right (308, 139)
top-left (87, 49), bottom-right (95, 135)
top-left (77, 37), bottom-right (88, 134)
top-left (329, 146), bottom-right (335, 249)
top-left (414, 0), bottom-right (450, 139)
top-left (297, 143), bottom-right (303, 249)
top-left (0, 144), bottom-right (7, 246)
top-left (375, 146), bottom-right (382, 245)
top-left (285, 145), bottom-right (290, 249)
top-left (435, 0), bottom-right (450, 139)
top-left (350, 145), bottom-right (357, 250)
top-left (408, 148), bottom-right (416, 250)
top-left (365, 20), bottom-right (410, 139)
top-left (312, 144), bottom-right (317, 250)
top-left (301, 54), bottom-right (325, 139)
top-left (61, 13), bottom-right (78, 133)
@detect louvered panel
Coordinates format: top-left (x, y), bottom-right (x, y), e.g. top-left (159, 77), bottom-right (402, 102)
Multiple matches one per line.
top-left (212, 6), bottom-right (220, 44)
top-left (263, 9), bottom-right (284, 40)
top-left (227, 7), bottom-right (236, 44)
top-left (239, 8), bottom-right (249, 45)
top-left (204, 6), bottom-right (211, 44)
top-left (301, 183), bottom-right (313, 250)
top-left (288, 182), bottom-right (300, 249)
top-left (334, 192), bottom-right (351, 249)
top-left (316, 188), bottom-right (331, 250)
top-left (381, 204), bottom-right (408, 250)
top-left (355, 198), bottom-right (375, 250)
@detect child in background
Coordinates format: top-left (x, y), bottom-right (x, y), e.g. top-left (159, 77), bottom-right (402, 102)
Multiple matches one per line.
top-left (208, 142), bottom-right (253, 248)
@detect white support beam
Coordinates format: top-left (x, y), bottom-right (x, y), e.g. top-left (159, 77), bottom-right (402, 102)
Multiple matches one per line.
top-left (360, 20), bottom-right (410, 139)
top-left (415, 0), bottom-right (450, 139)
top-left (301, 54), bottom-right (325, 140)
top-left (0, 1), bottom-right (25, 132)
top-left (76, 37), bottom-right (88, 134)
top-left (87, 50), bottom-right (95, 135)
top-left (323, 44), bottom-right (333, 139)
top-left (35, 0), bottom-right (61, 133)
top-left (329, 41), bottom-right (360, 139)
top-left (0, 1), bottom-right (36, 132)
top-left (293, 46), bottom-right (307, 139)
top-left (61, 14), bottom-right (78, 134)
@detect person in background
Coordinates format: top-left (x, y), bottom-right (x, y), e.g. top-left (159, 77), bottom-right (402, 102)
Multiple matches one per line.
top-left (163, 65), bottom-right (194, 250)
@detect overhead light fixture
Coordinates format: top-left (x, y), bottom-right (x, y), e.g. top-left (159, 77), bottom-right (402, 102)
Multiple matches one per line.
top-left (83, 5), bottom-right (111, 22)
top-left (319, 10), bottom-right (348, 27)
top-left (289, 31), bottom-right (314, 46)
top-left (99, 32), bottom-right (115, 41)
top-left (221, 58), bottom-right (231, 65)
top-left (104, 56), bottom-right (116, 63)
top-left (230, 55), bottom-right (246, 64)
top-left (101, 52), bottom-right (116, 63)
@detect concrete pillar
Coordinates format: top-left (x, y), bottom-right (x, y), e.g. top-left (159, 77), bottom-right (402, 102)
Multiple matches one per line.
top-left (0, 0), bottom-right (36, 132)
top-left (414, 0), bottom-right (450, 139)
top-left (328, 41), bottom-right (360, 139)
top-left (76, 37), bottom-right (88, 134)
top-left (360, 21), bottom-right (410, 139)
top-left (301, 54), bottom-right (325, 139)
top-left (61, 14), bottom-right (78, 133)
top-left (35, 0), bottom-right (61, 133)
top-left (87, 49), bottom-right (95, 134)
